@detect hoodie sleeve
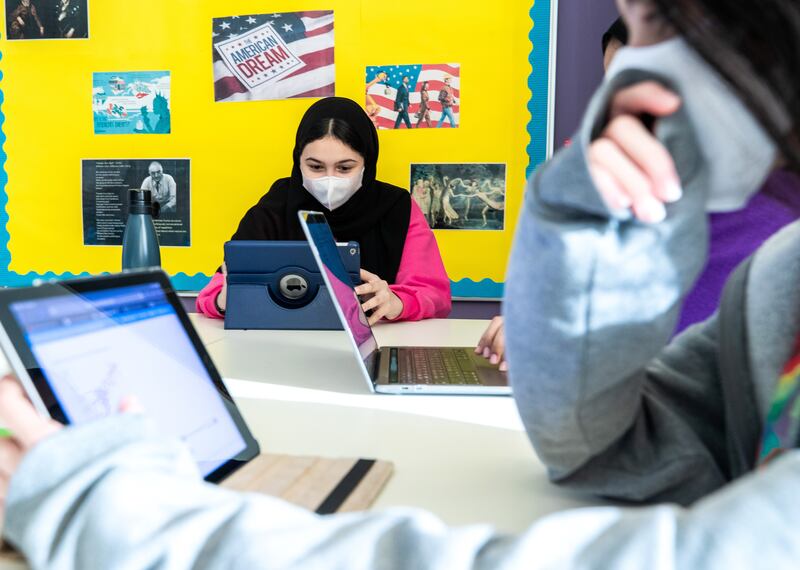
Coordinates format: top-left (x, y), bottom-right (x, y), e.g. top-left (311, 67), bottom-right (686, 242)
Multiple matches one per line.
top-left (6, 417), bottom-right (800, 568)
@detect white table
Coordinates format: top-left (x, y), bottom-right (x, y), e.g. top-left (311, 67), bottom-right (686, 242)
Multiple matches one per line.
top-left (192, 315), bottom-right (604, 533)
top-left (0, 315), bottom-right (604, 569)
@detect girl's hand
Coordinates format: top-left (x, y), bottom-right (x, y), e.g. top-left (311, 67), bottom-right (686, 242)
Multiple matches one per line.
top-left (0, 377), bottom-right (62, 526)
top-left (216, 262), bottom-right (228, 313)
top-left (587, 81), bottom-right (683, 223)
top-left (475, 316), bottom-right (507, 372)
top-left (355, 269), bottom-right (403, 325)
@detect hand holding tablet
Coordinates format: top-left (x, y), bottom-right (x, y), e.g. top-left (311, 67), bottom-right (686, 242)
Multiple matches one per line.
top-left (0, 270), bottom-right (260, 482)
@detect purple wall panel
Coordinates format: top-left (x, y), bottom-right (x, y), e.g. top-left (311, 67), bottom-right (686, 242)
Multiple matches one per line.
top-left (552, 0), bottom-right (620, 148)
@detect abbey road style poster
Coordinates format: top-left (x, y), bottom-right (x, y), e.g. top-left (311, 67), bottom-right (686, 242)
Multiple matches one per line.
top-left (365, 64), bottom-right (460, 130)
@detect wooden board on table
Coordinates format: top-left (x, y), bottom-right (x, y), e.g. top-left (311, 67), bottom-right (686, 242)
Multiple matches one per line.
top-left (222, 453), bottom-right (394, 514)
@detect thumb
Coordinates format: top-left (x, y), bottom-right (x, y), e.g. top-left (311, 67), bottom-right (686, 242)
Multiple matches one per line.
top-left (118, 395), bottom-right (144, 415)
top-left (0, 376), bottom-right (60, 448)
top-left (609, 81), bottom-right (682, 119)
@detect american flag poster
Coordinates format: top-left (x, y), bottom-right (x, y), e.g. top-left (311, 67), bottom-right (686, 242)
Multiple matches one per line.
top-left (365, 64), bottom-right (460, 130)
top-left (212, 11), bottom-right (335, 102)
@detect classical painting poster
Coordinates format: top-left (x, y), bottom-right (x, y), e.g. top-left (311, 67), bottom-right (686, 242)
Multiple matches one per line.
top-left (365, 64), bottom-right (460, 130)
top-left (212, 11), bottom-right (335, 102)
top-left (410, 163), bottom-right (505, 230)
top-left (92, 71), bottom-right (171, 135)
top-left (82, 159), bottom-right (191, 247)
top-left (5, 0), bottom-right (88, 39)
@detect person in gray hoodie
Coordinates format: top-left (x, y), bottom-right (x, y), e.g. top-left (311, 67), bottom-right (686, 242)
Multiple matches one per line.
top-left (5, 0), bottom-right (800, 568)
top-left (506, 0), bottom-right (800, 507)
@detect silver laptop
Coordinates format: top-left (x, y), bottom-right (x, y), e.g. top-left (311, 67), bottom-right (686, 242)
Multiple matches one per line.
top-left (299, 210), bottom-right (510, 395)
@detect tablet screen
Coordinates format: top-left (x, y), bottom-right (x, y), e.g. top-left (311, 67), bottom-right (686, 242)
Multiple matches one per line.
top-left (7, 281), bottom-right (248, 477)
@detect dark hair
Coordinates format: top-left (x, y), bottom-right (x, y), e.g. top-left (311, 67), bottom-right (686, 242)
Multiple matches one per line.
top-left (602, 17), bottom-right (629, 54)
top-left (297, 117), bottom-right (366, 158)
top-left (651, 0), bottom-right (800, 170)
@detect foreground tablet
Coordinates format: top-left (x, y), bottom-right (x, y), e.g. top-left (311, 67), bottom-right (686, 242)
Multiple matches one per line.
top-left (0, 269), bottom-right (260, 483)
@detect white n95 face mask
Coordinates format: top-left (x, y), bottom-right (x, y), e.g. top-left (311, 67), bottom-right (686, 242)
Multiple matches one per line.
top-left (302, 168), bottom-right (365, 211)
top-left (605, 37), bottom-right (778, 212)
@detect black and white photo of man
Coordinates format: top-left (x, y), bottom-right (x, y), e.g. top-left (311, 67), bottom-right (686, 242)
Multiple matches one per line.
top-left (140, 161), bottom-right (177, 213)
top-left (82, 158), bottom-right (191, 247)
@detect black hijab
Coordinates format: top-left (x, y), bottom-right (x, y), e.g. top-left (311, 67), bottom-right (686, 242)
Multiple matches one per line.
top-left (230, 97), bottom-right (411, 284)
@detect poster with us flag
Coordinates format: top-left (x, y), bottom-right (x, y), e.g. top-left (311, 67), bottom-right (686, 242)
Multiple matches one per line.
top-left (365, 64), bottom-right (460, 130)
top-left (212, 11), bottom-right (335, 102)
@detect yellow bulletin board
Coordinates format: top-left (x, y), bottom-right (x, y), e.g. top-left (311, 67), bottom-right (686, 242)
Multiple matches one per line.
top-left (0, 0), bottom-right (554, 297)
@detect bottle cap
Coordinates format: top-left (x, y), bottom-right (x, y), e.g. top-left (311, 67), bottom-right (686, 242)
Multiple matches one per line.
top-left (128, 189), bottom-right (154, 215)
top-left (129, 189), bottom-right (152, 205)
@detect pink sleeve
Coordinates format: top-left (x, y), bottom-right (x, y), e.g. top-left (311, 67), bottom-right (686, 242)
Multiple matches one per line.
top-left (389, 201), bottom-right (452, 321)
top-left (195, 272), bottom-right (225, 319)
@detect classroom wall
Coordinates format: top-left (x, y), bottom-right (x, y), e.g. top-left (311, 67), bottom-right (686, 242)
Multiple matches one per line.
top-left (0, 0), bottom-right (552, 299)
top-left (552, 0), bottom-right (620, 148)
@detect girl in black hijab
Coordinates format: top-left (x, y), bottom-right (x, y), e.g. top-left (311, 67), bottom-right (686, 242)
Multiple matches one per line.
top-left (197, 97), bottom-right (451, 324)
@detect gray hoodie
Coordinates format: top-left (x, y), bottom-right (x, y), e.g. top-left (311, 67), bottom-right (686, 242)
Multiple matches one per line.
top-left (5, 415), bottom-right (800, 569)
top-left (505, 71), bottom-right (800, 506)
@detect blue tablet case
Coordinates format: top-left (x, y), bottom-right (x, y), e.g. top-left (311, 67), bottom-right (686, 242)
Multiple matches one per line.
top-left (223, 241), bottom-right (360, 330)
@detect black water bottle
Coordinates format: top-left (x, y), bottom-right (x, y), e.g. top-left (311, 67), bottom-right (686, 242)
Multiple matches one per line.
top-left (121, 189), bottom-right (161, 270)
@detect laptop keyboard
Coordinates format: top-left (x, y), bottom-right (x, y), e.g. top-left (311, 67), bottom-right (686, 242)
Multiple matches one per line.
top-left (392, 347), bottom-right (482, 385)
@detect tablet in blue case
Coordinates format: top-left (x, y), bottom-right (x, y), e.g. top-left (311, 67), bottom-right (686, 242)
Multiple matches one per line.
top-left (223, 241), bottom-right (360, 330)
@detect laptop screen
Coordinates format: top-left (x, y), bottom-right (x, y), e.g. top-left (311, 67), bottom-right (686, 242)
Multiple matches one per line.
top-left (299, 212), bottom-right (380, 374)
top-left (8, 282), bottom-right (247, 477)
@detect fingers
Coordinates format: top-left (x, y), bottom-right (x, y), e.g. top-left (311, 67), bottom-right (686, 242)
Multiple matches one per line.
top-left (589, 166), bottom-right (631, 210)
top-left (354, 282), bottom-right (375, 296)
top-left (489, 325), bottom-right (506, 365)
top-left (118, 395), bottom-right (144, 414)
top-left (367, 306), bottom-right (388, 326)
top-left (364, 291), bottom-right (403, 325)
top-left (367, 294), bottom-right (400, 325)
top-left (609, 82), bottom-right (681, 120)
top-left (0, 377), bottom-right (60, 449)
top-left (475, 317), bottom-right (507, 371)
top-left (0, 472), bottom-right (8, 522)
top-left (356, 271), bottom-right (400, 323)
top-left (476, 316), bottom-right (504, 355)
top-left (218, 262), bottom-right (229, 311)
top-left (356, 272), bottom-right (388, 298)
top-left (359, 269), bottom-right (378, 282)
top-left (355, 269), bottom-right (381, 296)
top-left (361, 291), bottom-right (387, 314)
top-left (603, 115), bottom-right (681, 203)
top-left (589, 138), bottom-right (667, 223)
top-left (599, 83), bottom-right (682, 222)
top-left (0, 438), bottom-right (21, 479)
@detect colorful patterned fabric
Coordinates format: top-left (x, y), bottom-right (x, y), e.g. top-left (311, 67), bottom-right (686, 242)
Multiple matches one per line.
top-left (758, 336), bottom-right (800, 464)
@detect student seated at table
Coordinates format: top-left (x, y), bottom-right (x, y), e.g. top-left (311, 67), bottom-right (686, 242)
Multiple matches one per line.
top-left (197, 97), bottom-right (451, 325)
top-left (2, 377), bottom-right (800, 567)
top-left (505, 0), bottom-right (800, 509)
